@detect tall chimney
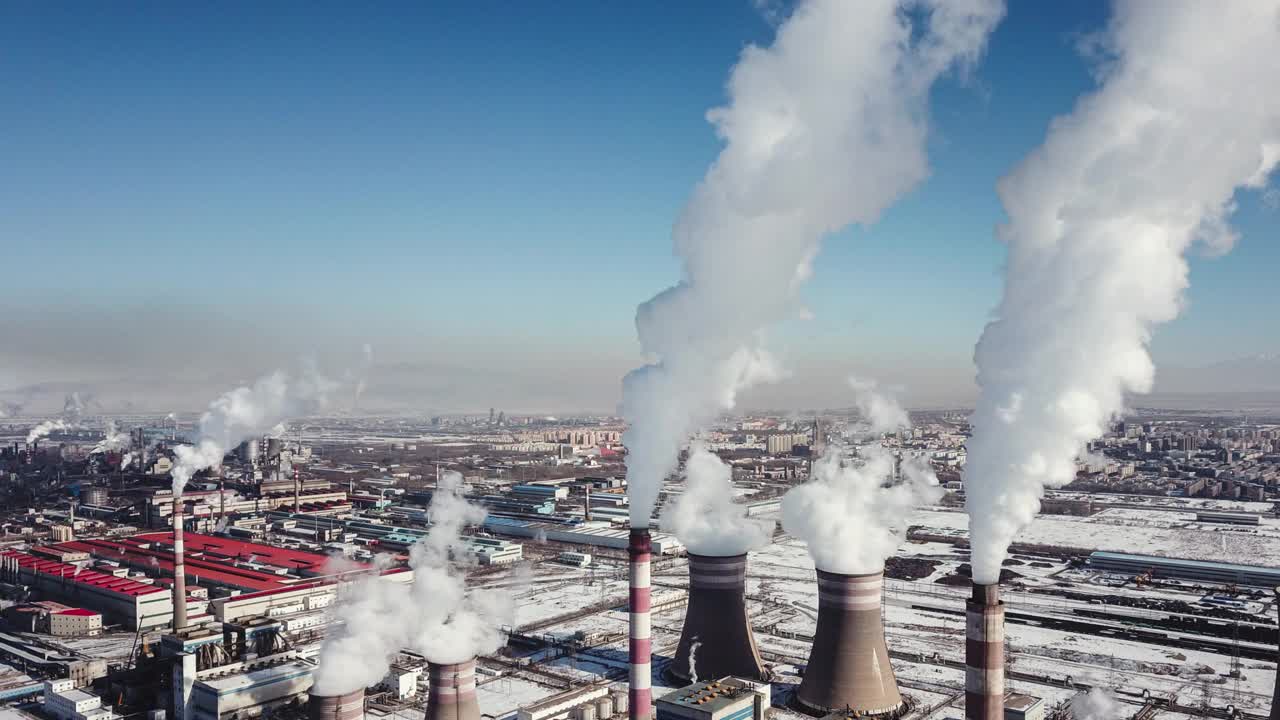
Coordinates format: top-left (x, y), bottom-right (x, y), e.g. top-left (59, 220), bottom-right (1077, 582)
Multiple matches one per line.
top-left (966, 582), bottom-right (1005, 720)
top-left (796, 569), bottom-right (902, 716)
top-left (584, 486), bottom-right (592, 523)
top-left (294, 467), bottom-right (301, 513)
top-left (172, 499), bottom-right (188, 630)
top-left (1270, 587), bottom-right (1279, 720)
top-left (670, 553), bottom-right (766, 683)
top-left (425, 660), bottom-right (480, 720)
top-left (309, 689), bottom-right (365, 720)
top-left (629, 528), bottom-right (653, 720)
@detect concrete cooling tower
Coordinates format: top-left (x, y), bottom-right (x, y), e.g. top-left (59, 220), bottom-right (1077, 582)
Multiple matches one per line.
top-left (669, 553), bottom-right (767, 683)
top-left (308, 689), bottom-right (365, 720)
top-left (795, 569), bottom-right (903, 716)
top-left (425, 660), bottom-right (480, 720)
top-left (965, 583), bottom-right (1005, 720)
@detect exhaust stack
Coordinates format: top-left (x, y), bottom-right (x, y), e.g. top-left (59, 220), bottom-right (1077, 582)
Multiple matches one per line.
top-left (796, 569), bottom-right (902, 716)
top-left (425, 660), bottom-right (480, 720)
top-left (670, 553), bottom-right (766, 683)
top-left (172, 499), bottom-right (188, 630)
top-left (309, 689), bottom-right (365, 720)
top-left (965, 583), bottom-right (1004, 720)
top-left (629, 528), bottom-right (653, 720)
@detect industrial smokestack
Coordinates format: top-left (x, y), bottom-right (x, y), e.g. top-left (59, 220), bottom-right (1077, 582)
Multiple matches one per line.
top-left (294, 467), bottom-right (301, 513)
top-left (629, 528), bottom-right (652, 720)
top-left (309, 689), bottom-right (365, 720)
top-left (670, 553), bottom-right (766, 683)
top-left (172, 499), bottom-right (188, 630)
top-left (796, 569), bottom-right (902, 716)
top-left (425, 660), bottom-right (479, 720)
top-left (965, 583), bottom-right (1004, 720)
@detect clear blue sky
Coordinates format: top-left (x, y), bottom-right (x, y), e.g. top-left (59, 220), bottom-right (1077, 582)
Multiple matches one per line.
top-left (1, 1), bottom-right (1276, 413)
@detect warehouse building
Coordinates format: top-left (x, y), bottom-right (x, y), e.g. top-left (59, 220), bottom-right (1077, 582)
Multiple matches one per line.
top-left (188, 655), bottom-right (314, 720)
top-left (1088, 551), bottom-right (1280, 586)
top-left (0, 550), bottom-right (172, 630)
top-left (484, 517), bottom-right (685, 555)
top-left (655, 678), bottom-right (770, 720)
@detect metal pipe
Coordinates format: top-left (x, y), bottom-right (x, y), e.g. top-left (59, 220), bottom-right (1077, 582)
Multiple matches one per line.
top-left (966, 582), bottom-right (1004, 720)
top-left (629, 528), bottom-right (652, 720)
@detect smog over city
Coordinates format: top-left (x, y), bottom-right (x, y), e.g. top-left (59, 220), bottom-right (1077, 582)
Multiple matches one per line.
top-left (1, 3), bottom-right (1279, 720)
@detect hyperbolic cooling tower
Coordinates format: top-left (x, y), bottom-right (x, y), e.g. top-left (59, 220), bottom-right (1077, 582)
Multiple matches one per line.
top-left (965, 583), bottom-right (1005, 720)
top-left (425, 660), bottom-right (480, 720)
top-left (172, 499), bottom-right (188, 630)
top-left (670, 553), bottom-right (767, 683)
top-left (629, 528), bottom-right (653, 720)
top-left (796, 569), bottom-right (903, 716)
top-left (309, 689), bottom-right (366, 720)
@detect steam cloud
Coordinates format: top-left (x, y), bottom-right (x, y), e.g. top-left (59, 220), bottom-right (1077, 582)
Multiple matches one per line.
top-left (26, 419), bottom-right (71, 444)
top-left (1071, 688), bottom-right (1123, 720)
top-left (782, 381), bottom-right (941, 574)
top-left (660, 443), bottom-right (774, 556)
top-left (312, 471), bottom-right (511, 695)
top-left (620, 0), bottom-right (1004, 528)
top-left (170, 366), bottom-right (336, 496)
top-left (353, 343), bottom-right (374, 409)
top-left (91, 420), bottom-right (129, 455)
top-left (963, 1), bottom-right (1280, 584)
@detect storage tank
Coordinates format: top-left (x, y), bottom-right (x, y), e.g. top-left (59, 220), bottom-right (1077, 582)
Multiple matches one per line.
top-left (595, 698), bottom-right (613, 719)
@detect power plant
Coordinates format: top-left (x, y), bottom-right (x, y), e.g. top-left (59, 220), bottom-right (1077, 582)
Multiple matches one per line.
top-left (795, 569), bottom-right (902, 716)
top-left (629, 528), bottom-right (653, 720)
top-left (425, 660), bottom-right (480, 720)
top-left (669, 553), bottom-right (767, 683)
top-left (966, 583), bottom-right (1005, 720)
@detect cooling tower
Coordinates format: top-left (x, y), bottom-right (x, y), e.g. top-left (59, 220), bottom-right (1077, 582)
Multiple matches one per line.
top-left (425, 660), bottom-right (480, 720)
top-left (309, 689), bottom-right (365, 720)
top-left (795, 569), bottom-right (902, 716)
top-left (669, 553), bottom-right (767, 683)
top-left (172, 499), bottom-right (188, 630)
top-left (965, 583), bottom-right (1004, 720)
top-left (629, 528), bottom-right (653, 720)
top-left (1271, 587), bottom-right (1279, 720)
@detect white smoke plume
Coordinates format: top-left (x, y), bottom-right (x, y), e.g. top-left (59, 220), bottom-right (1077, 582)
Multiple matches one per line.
top-left (170, 366), bottom-right (336, 496)
top-left (119, 452), bottom-right (135, 471)
top-left (1071, 688), bottom-right (1123, 720)
top-left (783, 444), bottom-right (941, 575)
top-left (354, 343), bottom-right (374, 409)
top-left (312, 471), bottom-right (511, 695)
top-left (620, 0), bottom-right (1004, 528)
top-left (963, 0), bottom-right (1280, 585)
top-left (848, 376), bottom-right (910, 434)
top-left (91, 420), bottom-right (129, 455)
top-left (26, 419), bottom-right (70, 444)
top-left (660, 443), bottom-right (774, 555)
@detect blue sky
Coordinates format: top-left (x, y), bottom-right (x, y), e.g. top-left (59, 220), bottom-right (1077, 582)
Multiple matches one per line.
top-left (1, 1), bottom-right (1276, 413)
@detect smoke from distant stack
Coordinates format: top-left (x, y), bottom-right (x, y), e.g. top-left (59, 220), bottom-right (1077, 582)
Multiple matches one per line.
top-left (963, 0), bottom-right (1280, 586)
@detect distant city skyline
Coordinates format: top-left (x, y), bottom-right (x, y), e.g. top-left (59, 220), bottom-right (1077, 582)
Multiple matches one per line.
top-left (2, 1), bottom-right (1277, 415)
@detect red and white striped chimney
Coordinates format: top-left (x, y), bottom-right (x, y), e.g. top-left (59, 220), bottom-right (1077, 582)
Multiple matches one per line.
top-left (965, 582), bottom-right (1004, 720)
top-left (629, 528), bottom-right (653, 720)
top-left (172, 498), bottom-right (188, 630)
top-left (1270, 587), bottom-right (1279, 720)
top-left (425, 660), bottom-right (480, 720)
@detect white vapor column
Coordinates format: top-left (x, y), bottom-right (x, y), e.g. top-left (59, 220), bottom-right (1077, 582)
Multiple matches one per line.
top-left (964, 0), bottom-right (1280, 586)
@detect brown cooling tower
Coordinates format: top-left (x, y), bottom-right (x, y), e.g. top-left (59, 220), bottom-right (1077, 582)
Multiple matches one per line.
top-left (669, 553), bottom-right (767, 683)
top-left (309, 689), bottom-right (365, 720)
top-left (796, 569), bottom-right (902, 716)
top-left (425, 660), bottom-right (480, 720)
top-left (965, 583), bottom-right (1004, 720)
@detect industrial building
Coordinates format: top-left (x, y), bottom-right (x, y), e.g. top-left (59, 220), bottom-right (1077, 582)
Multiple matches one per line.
top-left (654, 678), bottom-right (769, 720)
top-left (484, 517), bottom-right (684, 555)
top-left (1087, 551), bottom-right (1280, 586)
top-left (0, 550), bottom-right (172, 630)
top-left (189, 656), bottom-right (315, 720)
